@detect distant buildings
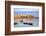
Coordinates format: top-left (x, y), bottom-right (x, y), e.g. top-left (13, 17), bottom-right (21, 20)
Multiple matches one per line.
top-left (14, 14), bottom-right (34, 20)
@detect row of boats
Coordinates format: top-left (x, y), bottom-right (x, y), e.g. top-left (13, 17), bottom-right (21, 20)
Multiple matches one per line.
top-left (14, 15), bottom-right (34, 25)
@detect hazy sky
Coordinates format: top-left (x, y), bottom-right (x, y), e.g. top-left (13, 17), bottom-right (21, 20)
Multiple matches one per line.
top-left (14, 8), bottom-right (39, 17)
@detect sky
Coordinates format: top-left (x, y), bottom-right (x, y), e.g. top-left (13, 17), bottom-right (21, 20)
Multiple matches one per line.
top-left (14, 8), bottom-right (39, 17)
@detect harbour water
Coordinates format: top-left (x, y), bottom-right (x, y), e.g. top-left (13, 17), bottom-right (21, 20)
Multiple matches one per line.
top-left (14, 18), bottom-right (39, 27)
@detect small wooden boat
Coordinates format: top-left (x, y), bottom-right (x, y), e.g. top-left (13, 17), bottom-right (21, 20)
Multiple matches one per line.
top-left (20, 20), bottom-right (23, 22)
top-left (23, 23), bottom-right (33, 25)
top-left (14, 23), bottom-right (17, 25)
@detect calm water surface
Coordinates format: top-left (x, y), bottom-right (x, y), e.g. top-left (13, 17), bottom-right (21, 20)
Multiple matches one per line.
top-left (14, 18), bottom-right (39, 27)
